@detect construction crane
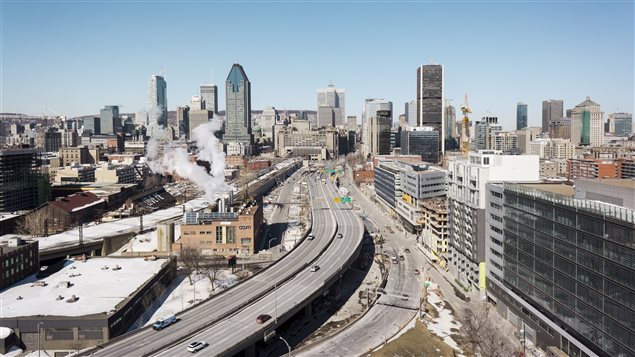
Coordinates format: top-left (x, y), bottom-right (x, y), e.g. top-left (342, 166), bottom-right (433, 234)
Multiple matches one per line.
top-left (460, 94), bottom-right (472, 156)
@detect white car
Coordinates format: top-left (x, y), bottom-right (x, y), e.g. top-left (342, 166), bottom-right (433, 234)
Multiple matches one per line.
top-left (307, 233), bottom-right (315, 240)
top-left (187, 341), bottom-right (209, 353)
top-left (310, 265), bottom-right (320, 272)
top-left (336, 232), bottom-right (343, 239)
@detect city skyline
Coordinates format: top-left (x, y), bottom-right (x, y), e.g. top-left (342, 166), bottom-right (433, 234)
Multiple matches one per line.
top-left (1, 1), bottom-right (633, 131)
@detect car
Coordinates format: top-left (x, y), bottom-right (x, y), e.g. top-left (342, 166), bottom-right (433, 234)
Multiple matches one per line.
top-left (310, 265), bottom-right (320, 272)
top-left (402, 294), bottom-right (409, 301)
top-left (307, 233), bottom-right (315, 240)
top-left (414, 269), bottom-right (421, 275)
top-left (187, 341), bottom-right (209, 353)
top-left (336, 232), bottom-right (343, 239)
top-left (256, 314), bottom-right (272, 324)
top-left (404, 248), bottom-right (411, 253)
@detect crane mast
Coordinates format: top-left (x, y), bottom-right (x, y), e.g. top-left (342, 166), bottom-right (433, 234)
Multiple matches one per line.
top-left (460, 94), bottom-right (472, 156)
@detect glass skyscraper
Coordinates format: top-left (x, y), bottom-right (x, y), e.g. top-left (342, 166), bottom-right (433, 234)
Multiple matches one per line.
top-left (517, 102), bottom-right (528, 130)
top-left (224, 64), bottom-right (253, 146)
top-left (148, 75), bottom-right (168, 128)
top-left (417, 64), bottom-right (444, 153)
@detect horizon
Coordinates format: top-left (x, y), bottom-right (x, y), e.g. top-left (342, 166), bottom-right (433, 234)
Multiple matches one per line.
top-left (1, 1), bottom-right (633, 132)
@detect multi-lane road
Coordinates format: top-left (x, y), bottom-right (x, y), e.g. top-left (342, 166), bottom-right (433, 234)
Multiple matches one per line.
top-left (87, 170), bottom-right (365, 357)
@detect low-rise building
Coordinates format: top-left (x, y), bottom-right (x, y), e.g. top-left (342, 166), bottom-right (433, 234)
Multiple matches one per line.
top-left (0, 237), bottom-right (38, 290)
top-left (419, 198), bottom-right (448, 267)
top-left (95, 163), bottom-right (137, 184)
top-left (26, 191), bottom-right (106, 235)
top-left (175, 198), bottom-right (263, 257)
top-left (353, 168), bottom-right (374, 184)
top-left (54, 164), bottom-right (96, 184)
top-left (59, 146), bottom-right (90, 166)
top-left (567, 158), bottom-right (620, 180)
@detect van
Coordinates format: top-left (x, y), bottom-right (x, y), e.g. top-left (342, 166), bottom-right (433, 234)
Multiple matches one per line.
top-left (152, 315), bottom-right (176, 330)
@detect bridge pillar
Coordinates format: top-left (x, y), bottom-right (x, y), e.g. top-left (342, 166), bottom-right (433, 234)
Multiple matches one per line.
top-left (244, 343), bottom-right (256, 357)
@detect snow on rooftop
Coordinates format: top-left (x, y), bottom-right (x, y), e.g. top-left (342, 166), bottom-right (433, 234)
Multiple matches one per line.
top-left (0, 327), bottom-right (13, 339)
top-left (0, 257), bottom-right (167, 318)
top-left (36, 196), bottom-right (209, 252)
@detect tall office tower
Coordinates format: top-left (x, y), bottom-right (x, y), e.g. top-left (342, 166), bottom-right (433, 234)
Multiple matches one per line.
top-left (515, 127), bottom-right (542, 154)
top-left (190, 96), bottom-right (204, 111)
top-left (200, 84), bottom-right (218, 114)
top-left (148, 75), bottom-right (168, 128)
top-left (549, 117), bottom-right (571, 139)
top-left (346, 116), bottom-right (358, 132)
top-left (405, 100), bottom-right (417, 127)
top-left (259, 107), bottom-right (279, 138)
top-left (474, 117), bottom-right (502, 150)
top-left (417, 64), bottom-right (444, 153)
top-left (570, 96), bottom-right (604, 146)
top-left (541, 99), bottom-right (563, 134)
top-left (83, 117), bottom-right (101, 135)
top-left (316, 83), bottom-right (345, 127)
top-left (447, 151), bottom-right (539, 292)
top-left (0, 148), bottom-right (46, 211)
top-left (516, 102), bottom-right (528, 130)
top-left (444, 104), bottom-right (457, 150)
top-left (176, 106), bottom-right (190, 140)
top-left (367, 110), bottom-right (392, 155)
top-left (224, 63), bottom-right (253, 147)
top-left (99, 105), bottom-right (120, 134)
top-left (400, 126), bottom-right (440, 163)
top-left (485, 181), bottom-right (634, 357)
top-left (398, 114), bottom-right (408, 129)
top-left (608, 112), bottom-right (632, 137)
top-left (188, 109), bottom-right (213, 141)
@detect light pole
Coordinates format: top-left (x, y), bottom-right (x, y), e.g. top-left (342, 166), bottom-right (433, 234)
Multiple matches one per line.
top-left (279, 336), bottom-right (291, 356)
top-left (37, 321), bottom-right (44, 357)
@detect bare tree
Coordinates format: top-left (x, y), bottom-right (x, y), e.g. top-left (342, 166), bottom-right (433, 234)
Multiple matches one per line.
top-left (16, 208), bottom-right (48, 237)
top-left (461, 304), bottom-right (518, 357)
top-left (179, 247), bottom-right (204, 285)
top-left (199, 256), bottom-right (221, 292)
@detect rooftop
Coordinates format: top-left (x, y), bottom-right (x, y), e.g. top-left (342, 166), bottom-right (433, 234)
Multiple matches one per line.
top-left (577, 178), bottom-right (635, 190)
top-left (522, 183), bottom-right (575, 196)
top-left (50, 192), bottom-right (104, 213)
top-left (0, 257), bottom-right (167, 318)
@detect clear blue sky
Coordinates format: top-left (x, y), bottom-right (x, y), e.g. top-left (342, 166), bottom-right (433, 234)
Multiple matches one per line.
top-left (1, 0), bottom-right (633, 130)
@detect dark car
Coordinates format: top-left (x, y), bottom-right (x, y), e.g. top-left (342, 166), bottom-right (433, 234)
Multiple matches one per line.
top-left (256, 314), bottom-right (272, 324)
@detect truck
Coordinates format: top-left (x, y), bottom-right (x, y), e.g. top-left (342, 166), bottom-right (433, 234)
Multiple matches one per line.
top-left (152, 315), bottom-right (176, 330)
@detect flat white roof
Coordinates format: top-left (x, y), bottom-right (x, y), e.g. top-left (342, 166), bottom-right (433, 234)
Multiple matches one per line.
top-left (0, 257), bottom-right (167, 318)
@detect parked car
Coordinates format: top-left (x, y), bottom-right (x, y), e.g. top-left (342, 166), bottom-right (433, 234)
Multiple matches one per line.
top-left (310, 265), bottom-right (320, 272)
top-left (402, 294), bottom-right (409, 301)
top-left (152, 315), bottom-right (176, 330)
top-left (187, 341), bottom-right (209, 353)
top-left (256, 314), bottom-right (272, 324)
top-left (336, 232), bottom-right (343, 239)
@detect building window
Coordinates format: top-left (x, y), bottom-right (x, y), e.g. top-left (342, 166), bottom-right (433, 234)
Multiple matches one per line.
top-left (216, 226), bottom-right (223, 243)
top-left (226, 227), bottom-right (235, 244)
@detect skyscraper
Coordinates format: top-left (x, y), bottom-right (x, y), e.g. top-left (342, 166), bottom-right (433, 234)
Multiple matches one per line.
top-left (316, 83), bottom-right (345, 127)
top-left (367, 110), bottom-right (392, 156)
top-left (99, 105), bottom-right (120, 135)
top-left (401, 127), bottom-right (440, 163)
top-left (176, 106), bottom-right (190, 139)
top-left (405, 100), bottom-right (416, 127)
top-left (444, 104), bottom-right (457, 150)
top-left (200, 84), bottom-right (218, 114)
top-left (417, 64), bottom-right (444, 154)
top-left (224, 63), bottom-right (253, 148)
top-left (570, 96), bottom-right (604, 146)
top-left (148, 75), bottom-right (168, 128)
top-left (541, 99), bottom-right (563, 134)
top-left (608, 112), bottom-right (633, 137)
top-left (516, 102), bottom-right (528, 130)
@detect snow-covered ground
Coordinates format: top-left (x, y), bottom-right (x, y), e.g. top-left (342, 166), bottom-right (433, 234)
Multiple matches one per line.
top-left (0, 346), bottom-right (23, 357)
top-left (281, 192), bottom-right (308, 251)
top-left (425, 282), bottom-right (463, 352)
top-left (128, 269), bottom-right (246, 330)
top-left (111, 224), bottom-right (182, 255)
top-left (0, 257), bottom-right (168, 318)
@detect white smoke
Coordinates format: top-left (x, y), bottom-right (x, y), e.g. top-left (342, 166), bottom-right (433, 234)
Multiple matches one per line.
top-left (147, 118), bottom-right (229, 204)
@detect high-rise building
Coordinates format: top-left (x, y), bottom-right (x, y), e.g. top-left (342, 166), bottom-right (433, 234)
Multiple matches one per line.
top-left (0, 148), bottom-right (47, 211)
top-left (516, 102), bottom-right (528, 130)
top-left (99, 105), bottom-right (120, 135)
top-left (83, 117), bottom-right (101, 135)
top-left (549, 117), bottom-right (571, 139)
top-left (444, 104), bottom-right (457, 150)
top-left (405, 100), bottom-right (417, 127)
top-left (401, 127), bottom-right (440, 164)
top-left (224, 64), bottom-right (253, 150)
top-left (542, 100), bottom-right (563, 134)
top-left (200, 84), bottom-right (218, 114)
top-left (570, 96), bottom-right (604, 147)
top-left (515, 127), bottom-right (542, 154)
top-left (447, 151), bottom-right (539, 292)
top-left (190, 96), bottom-right (204, 111)
top-left (607, 112), bottom-right (632, 137)
top-left (366, 110), bottom-right (392, 156)
top-left (485, 181), bottom-right (634, 357)
top-left (188, 109), bottom-right (213, 141)
top-left (474, 117), bottom-right (502, 150)
top-left (176, 106), bottom-right (190, 140)
top-left (259, 107), bottom-right (279, 138)
top-left (316, 83), bottom-right (345, 127)
top-left (417, 64), bottom-right (444, 152)
top-left (148, 75), bottom-right (168, 128)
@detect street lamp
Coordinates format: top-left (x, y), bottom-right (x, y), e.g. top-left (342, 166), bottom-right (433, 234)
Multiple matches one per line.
top-left (279, 336), bottom-right (291, 356)
top-left (37, 321), bottom-right (44, 357)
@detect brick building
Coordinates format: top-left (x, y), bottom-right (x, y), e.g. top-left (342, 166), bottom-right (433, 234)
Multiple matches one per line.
top-left (27, 192), bottom-right (106, 235)
top-left (567, 158), bottom-right (620, 180)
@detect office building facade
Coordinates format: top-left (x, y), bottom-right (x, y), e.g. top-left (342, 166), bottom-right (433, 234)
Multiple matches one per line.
top-left (99, 105), bottom-right (120, 135)
top-left (405, 100), bottom-right (417, 127)
top-left (224, 64), bottom-right (253, 148)
top-left (149, 75), bottom-right (168, 128)
top-left (401, 127), bottom-right (440, 164)
top-left (485, 182), bottom-right (634, 357)
top-left (570, 97), bottom-right (604, 147)
top-left (417, 64), bottom-right (444, 152)
top-left (0, 148), bottom-right (46, 211)
top-left (517, 102), bottom-right (528, 130)
top-left (200, 84), bottom-right (218, 114)
top-left (316, 83), bottom-right (345, 127)
top-left (366, 109), bottom-right (392, 156)
top-left (607, 112), bottom-right (632, 137)
top-left (542, 100), bottom-right (563, 134)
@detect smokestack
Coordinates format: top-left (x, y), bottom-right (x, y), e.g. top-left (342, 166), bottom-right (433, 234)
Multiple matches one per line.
top-left (218, 197), bottom-right (226, 213)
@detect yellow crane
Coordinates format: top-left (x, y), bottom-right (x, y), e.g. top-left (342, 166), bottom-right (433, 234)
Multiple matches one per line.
top-left (460, 94), bottom-right (472, 156)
